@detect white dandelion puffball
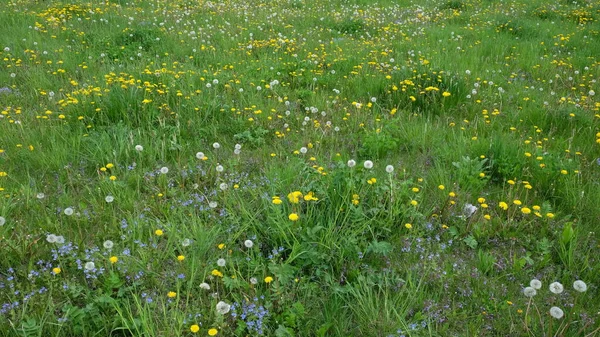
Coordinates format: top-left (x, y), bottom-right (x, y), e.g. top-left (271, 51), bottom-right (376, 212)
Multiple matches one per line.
top-left (250, 277), bottom-right (258, 285)
top-left (46, 234), bottom-right (57, 243)
top-left (135, 145), bottom-right (143, 152)
top-left (244, 240), bottom-right (253, 248)
top-left (523, 287), bottom-right (537, 297)
top-left (182, 239), bottom-right (192, 247)
top-left (36, 193), bottom-right (45, 199)
top-left (300, 147), bottom-right (308, 154)
top-left (216, 165), bottom-right (224, 172)
top-left (219, 183), bottom-right (228, 191)
top-left (0, 216), bottom-right (5, 226)
top-left (160, 167), bottom-right (169, 174)
top-left (212, 142), bottom-right (221, 149)
top-left (549, 282), bottom-right (564, 294)
top-left (573, 280), bottom-right (587, 293)
top-left (463, 203), bottom-right (478, 218)
top-left (550, 306), bottom-right (564, 319)
top-left (363, 160), bottom-right (374, 169)
top-left (105, 195), bottom-right (114, 203)
top-left (199, 282), bottom-right (210, 290)
top-left (386, 165), bottom-right (394, 173)
top-left (530, 279), bottom-right (542, 290)
top-left (64, 207), bottom-right (74, 216)
top-left (216, 301), bottom-right (231, 315)
top-left (209, 201), bottom-right (218, 208)
top-left (217, 258), bottom-right (226, 267)
top-left (103, 240), bottom-right (114, 250)
top-left (347, 159), bottom-right (356, 168)
top-left (196, 152), bottom-right (205, 160)
top-left (84, 262), bottom-right (96, 271)
top-left (55, 236), bottom-right (65, 244)
top-left (234, 144), bottom-right (242, 150)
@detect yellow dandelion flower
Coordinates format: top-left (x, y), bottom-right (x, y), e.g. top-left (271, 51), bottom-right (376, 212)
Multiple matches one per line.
top-left (405, 223), bottom-right (412, 229)
top-left (208, 328), bottom-right (218, 336)
top-left (190, 325), bottom-right (200, 333)
top-left (288, 213), bottom-right (299, 221)
top-left (264, 276), bottom-right (274, 283)
top-left (167, 291), bottom-right (176, 298)
top-left (287, 191), bottom-right (303, 203)
top-left (521, 207), bottom-right (531, 214)
top-left (177, 255), bottom-right (185, 262)
top-left (52, 267), bottom-right (61, 274)
top-left (109, 256), bottom-right (118, 264)
top-left (155, 229), bottom-right (164, 236)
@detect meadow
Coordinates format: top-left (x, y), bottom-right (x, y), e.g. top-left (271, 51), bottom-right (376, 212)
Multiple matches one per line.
top-left (0, 0), bottom-right (599, 335)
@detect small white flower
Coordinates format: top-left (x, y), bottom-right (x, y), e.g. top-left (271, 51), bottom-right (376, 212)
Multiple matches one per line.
top-left (196, 152), bottom-right (205, 160)
top-left (523, 287), bottom-right (537, 297)
top-left (209, 201), bottom-right (218, 208)
top-left (216, 165), bottom-right (224, 172)
top-left (182, 239), bottom-right (192, 247)
top-left (135, 145), bottom-right (143, 152)
top-left (84, 262), bottom-right (96, 271)
top-left (55, 236), bottom-right (65, 244)
top-left (386, 165), bottom-right (394, 173)
top-left (199, 282), bottom-right (210, 290)
top-left (347, 159), bottom-right (356, 168)
top-left (549, 282), bottom-right (564, 294)
top-left (363, 160), bottom-right (373, 169)
top-left (64, 207), bottom-right (74, 216)
top-left (46, 234), bottom-right (57, 243)
top-left (530, 279), bottom-right (542, 290)
top-left (216, 301), bottom-right (231, 314)
top-left (160, 167), bottom-right (169, 174)
top-left (250, 277), bottom-right (258, 285)
top-left (212, 142), bottom-right (220, 149)
top-left (550, 306), bottom-right (564, 319)
top-left (300, 147), bottom-right (308, 154)
top-left (103, 240), bottom-right (114, 249)
top-left (244, 240), bottom-right (253, 248)
top-left (217, 258), bottom-right (226, 267)
top-left (573, 280), bottom-right (587, 292)
top-left (36, 193), bottom-right (45, 199)
top-left (105, 195), bottom-right (114, 203)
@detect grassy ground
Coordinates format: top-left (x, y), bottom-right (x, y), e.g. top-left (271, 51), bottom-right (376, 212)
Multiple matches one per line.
top-left (0, 0), bottom-right (599, 335)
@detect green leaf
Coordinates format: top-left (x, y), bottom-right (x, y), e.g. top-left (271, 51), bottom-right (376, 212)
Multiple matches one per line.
top-left (463, 235), bottom-right (478, 249)
top-left (366, 240), bottom-right (393, 256)
top-left (275, 325), bottom-right (295, 337)
top-left (561, 222), bottom-right (575, 246)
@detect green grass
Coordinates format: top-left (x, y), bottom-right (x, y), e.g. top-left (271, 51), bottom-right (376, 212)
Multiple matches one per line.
top-left (0, 0), bottom-right (600, 336)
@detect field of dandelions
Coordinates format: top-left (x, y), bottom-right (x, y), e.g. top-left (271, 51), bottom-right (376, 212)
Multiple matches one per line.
top-left (0, 0), bottom-right (599, 335)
